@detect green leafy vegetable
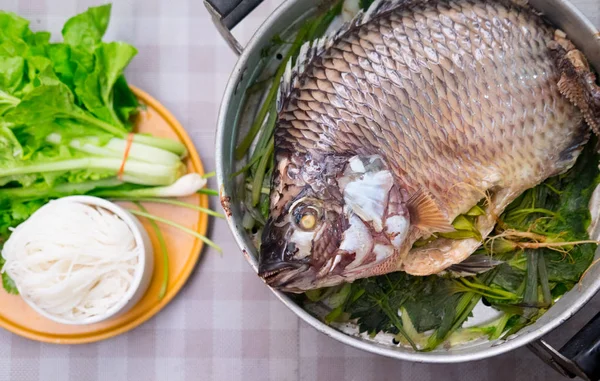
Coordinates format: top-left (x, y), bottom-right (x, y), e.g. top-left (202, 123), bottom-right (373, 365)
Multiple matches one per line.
top-left (61, 4), bottom-right (111, 49)
top-left (0, 5), bottom-right (220, 297)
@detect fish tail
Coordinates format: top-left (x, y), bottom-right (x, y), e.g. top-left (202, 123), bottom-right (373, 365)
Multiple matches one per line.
top-left (550, 31), bottom-right (600, 137)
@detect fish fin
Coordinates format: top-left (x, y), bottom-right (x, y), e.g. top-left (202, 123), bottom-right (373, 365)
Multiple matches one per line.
top-left (549, 33), bottom-right (600, 137)
top-left (407, 189), bottom-right (454, 233)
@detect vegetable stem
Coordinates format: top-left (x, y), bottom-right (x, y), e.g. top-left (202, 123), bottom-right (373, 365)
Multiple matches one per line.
top-left (252, 137), bottom-right (274, 206)
top-left (77, 112), bottom-right (126, 136)
top-left (234, 24), bottom-right (311, 159)
top-left (382, 303), bottom-right (418, 351)
top-left (458, 278), bottom-right (518, 300)
top-left (537, 254), bottom-right (552, 307)
top-left (0, 178), bottom-right (123, 199)
top-left (0, 90), bottom-right (20, 108)
top-left (128, 209), bottom-right (222, 253)
top-left (114, 197), bottom-right (225, 218)
top-left (524, 250), bottom-right (539, 314)
top-left (232, 153), bottom-right (263, 177)
top-left (132, 134), bottom-right (188, 157)
top-left (198, 188), bottom-right (219, 196)
top-left (134, 202), bottom-right (169, 300)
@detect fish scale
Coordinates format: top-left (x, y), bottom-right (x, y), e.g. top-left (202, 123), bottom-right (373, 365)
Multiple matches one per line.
top-left (260, 0), bottom-right (600, 290)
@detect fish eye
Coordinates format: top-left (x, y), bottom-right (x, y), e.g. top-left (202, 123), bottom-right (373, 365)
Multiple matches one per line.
top-left (290, 198), bottom-right (322, 231)
top-left (293, 206), bottom-right (320, 231)
top-left (299, 214), bottom-right (316, 230)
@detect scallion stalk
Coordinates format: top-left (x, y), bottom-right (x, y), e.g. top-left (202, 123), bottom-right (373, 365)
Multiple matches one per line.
top-left (134, 202), bottom-right (169, 300)
top-left (234, 23), bottom-right (312, 160)
top-left (252, 137), bottom-right (274, 206)
top-left (128, 209), bottom-right (222, 253)
top-left (113, 197), bottom-right (225, 218)
top-left (537, 254), bottom-right (552, 307)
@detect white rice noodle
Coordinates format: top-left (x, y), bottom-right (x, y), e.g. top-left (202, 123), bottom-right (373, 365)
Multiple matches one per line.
top-left (1, 200), bottom-right (140, 322)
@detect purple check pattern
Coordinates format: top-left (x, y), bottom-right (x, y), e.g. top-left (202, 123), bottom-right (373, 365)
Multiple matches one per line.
top-left (0, 0), bottom-right (599, 380)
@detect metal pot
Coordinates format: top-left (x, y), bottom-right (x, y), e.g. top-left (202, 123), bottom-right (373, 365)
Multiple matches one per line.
top-left (209, 0), bottom-right (600, 378)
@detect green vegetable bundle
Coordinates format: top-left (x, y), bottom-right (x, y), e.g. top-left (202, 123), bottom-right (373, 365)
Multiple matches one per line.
top-left (0, 5), bottom-right (218, 296)
top-left (0, 4), bottom-right (187, 190)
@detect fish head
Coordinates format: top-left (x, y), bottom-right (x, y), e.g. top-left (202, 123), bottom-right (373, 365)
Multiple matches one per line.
top-left (259, 153), bottom-right (414, 292)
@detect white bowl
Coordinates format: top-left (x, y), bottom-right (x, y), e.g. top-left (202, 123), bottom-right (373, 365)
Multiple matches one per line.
top-left (18, 196), bottom-right (154, 326)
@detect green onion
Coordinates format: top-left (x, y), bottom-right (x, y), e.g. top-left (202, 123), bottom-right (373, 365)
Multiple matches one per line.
top-left (232, 148), bottom-right (265, 177)
top-left (134, 202), bottom-right (169, 300)
top-left (234, 24), bottom-right (312, 160)
top-left (113, 197), bottom-right (224, 218)
top-left (249, 102), bottom-right (278, 174)
top-left (455, 278), bottom-right (519, 300)
top-left (524, 250), bottom-right (539, 307)
top-left (252, 137), bottom-right (274, 206)
top-left (537, 253), bottom-right (552, 307)
top-left (198, 188), bottom-right (219, 196)
top-left (128, 209), bottom-right (222, 253)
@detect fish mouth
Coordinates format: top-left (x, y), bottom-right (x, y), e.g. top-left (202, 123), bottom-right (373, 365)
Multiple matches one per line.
top-left (258, 262), bottom-right (312, 291)
top-left (258, 262), bottom-right (298, 279)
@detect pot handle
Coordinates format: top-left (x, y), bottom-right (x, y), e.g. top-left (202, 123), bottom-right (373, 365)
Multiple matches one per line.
top-left (204, 0), bottom-right (265, 55)
top-left (528, 311), bottom-right (600, 381)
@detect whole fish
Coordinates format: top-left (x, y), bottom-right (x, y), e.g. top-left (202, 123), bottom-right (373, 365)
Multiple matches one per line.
top-left (258, 0), bottom-right (600, 291)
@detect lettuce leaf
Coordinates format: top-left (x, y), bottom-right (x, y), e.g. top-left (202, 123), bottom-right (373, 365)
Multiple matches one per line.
top-left (73, 42), bottom-right (137, 127)
top-left (61, 4), bottom-right (111, 49)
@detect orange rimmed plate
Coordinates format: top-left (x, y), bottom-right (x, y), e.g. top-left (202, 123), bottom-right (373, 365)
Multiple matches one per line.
top-left (0, 87), bottom-right (209, 344)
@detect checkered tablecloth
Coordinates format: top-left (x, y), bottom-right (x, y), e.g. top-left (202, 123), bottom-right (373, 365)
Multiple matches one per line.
top-left (1, 0), bottom-right (599, 380)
